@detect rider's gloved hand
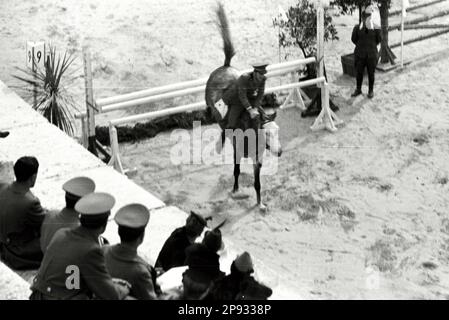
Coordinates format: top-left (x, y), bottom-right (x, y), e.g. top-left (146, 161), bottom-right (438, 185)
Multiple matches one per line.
top-left (247, 107), bottom-right (260, 119)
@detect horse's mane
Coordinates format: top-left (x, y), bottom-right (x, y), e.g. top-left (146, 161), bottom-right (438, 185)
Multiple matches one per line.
top-left (215, 2), bottom-right (235, 67)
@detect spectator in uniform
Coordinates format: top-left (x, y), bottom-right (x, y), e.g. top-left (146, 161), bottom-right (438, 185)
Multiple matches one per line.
top-left (0, 156), bottom-right (46, 269)
top-left (351, 3), bottom-right (382, 99)
top-left (29, 192), bottom-right (129, 300)
top-left (155, 211), bottom-right (208, 273)
top-left (104, 203), bottom-right (161, 300)
top-left (40, 176), bottom-right (95, 254)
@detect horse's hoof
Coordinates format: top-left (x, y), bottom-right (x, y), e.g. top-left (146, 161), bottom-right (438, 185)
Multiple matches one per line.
top-left (259, 203), bottom-right (268, 213)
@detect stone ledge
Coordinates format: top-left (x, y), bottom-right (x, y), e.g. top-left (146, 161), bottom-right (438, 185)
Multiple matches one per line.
top-left (0, 122), bottom-right (102, 180)
top-left (0, 81), bottom-right (49, 130)
top-left (0, 262), bottom-right (31, 300)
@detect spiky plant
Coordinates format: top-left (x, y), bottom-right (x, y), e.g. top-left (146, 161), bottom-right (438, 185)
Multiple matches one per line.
top-left (13, 46), bottom-right (79, 136)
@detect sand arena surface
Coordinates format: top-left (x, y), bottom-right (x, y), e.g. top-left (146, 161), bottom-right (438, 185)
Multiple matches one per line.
top-left (2, 0), bottom-right (449, 299)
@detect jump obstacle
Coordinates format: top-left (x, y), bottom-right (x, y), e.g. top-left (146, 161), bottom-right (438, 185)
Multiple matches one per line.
top-left (77, 0), bottom-right (342, 175)
top-left (77, 55), bottom-right (342, 175)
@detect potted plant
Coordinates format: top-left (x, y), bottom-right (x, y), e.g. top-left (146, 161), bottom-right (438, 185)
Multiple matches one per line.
top-left (13, 46), bottom-right (79, 136)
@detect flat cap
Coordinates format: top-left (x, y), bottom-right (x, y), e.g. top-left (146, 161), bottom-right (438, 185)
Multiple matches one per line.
top-left (234, 251), bottom-right (254, 273)
top-left (114, 203), bottom-right (150, 228)
top-left (75, 192), bottom-right (115, 215)
top-left (62, 176), bottom-right (95, 197)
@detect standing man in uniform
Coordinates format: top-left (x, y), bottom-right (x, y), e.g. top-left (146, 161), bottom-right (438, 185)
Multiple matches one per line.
top-left (30, 192), bottom-right (129, 300)
top-left (40, 176), bottom-right (96, 254)
top-left (155, 211), bottom-right (208, 273)
top-left (0, 156), bottom-right (46, 269)
top-left (104, 203), bottom-right (161, 300)
top-left (215, 62), bottom-right (269, 153)
top-left (351, 4), bottom-right (382, 99)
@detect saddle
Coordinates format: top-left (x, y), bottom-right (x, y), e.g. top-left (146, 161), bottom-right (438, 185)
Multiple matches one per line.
top-left (215, 92), bottom-right (279, 131)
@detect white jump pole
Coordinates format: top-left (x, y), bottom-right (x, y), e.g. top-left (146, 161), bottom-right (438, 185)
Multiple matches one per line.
top-left (95, 57), bottom-right (317, 108)
top-left (75, 59), bottom-right (317, 119)
top-left (109, 78), bottom-right (326, 127)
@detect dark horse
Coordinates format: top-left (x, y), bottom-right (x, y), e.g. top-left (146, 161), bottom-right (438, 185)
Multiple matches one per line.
top-left (204, 2), bottom-right (282, 211)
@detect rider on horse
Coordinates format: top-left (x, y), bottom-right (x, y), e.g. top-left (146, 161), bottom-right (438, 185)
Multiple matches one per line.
top-left (215, 62), bottom-right (269, 153)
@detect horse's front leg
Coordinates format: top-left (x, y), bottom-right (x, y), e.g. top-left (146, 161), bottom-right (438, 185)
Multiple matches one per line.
top-left (233, 162), bottom-right (240, 193)
top-left (253, 162), bottom-right (267, 212)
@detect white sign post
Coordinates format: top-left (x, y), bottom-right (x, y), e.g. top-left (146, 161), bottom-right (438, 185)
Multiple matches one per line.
top-left (26, 41), bottom-right (46, 108)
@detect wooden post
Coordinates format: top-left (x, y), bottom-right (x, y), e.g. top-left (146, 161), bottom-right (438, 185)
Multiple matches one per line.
top-left (26, 42), bottom-right (45, 109)
top-left (83, 47), bottom-right (98, 156)
top-left (80, 116), bottom-right (88, 148)
top-left (401, 1), bottom-right (405, 68)
top-left (316, 4), bottom-right (325, 84)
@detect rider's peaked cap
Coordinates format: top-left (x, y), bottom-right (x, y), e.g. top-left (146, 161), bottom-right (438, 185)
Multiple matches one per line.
top-left (75, 192), bottom-right (115, 215)
top-left (114, 203), bottom-right (150, 228)
top-left (62, 176), bottom-right (95, 198)
top-left (252, 61), bottom-right (269, 74)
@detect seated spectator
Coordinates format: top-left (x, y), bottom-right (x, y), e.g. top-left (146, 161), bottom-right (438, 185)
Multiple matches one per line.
top-left (236, 276), bottom-right (273, 300)
top-left (40, 176), bottom-right (95, 254)
top-left (205, 251), bottom-right (272, 300)
top-left (161, 268), bottom-right (213, 301)
top-left (155, 211), bottom-right (208, 273)
top-left (0, 156), bottom-right (46, 269)
top-left (183, 228), bottom-right (226, 299)
top-left (185, 228), bottom-right (225, 280)
top-left (104, 203), bottom-right (161, 300)
top-left (30, 192), bottom-right (129, 300)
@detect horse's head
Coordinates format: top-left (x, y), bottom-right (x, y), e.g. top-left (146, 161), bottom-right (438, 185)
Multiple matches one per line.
top-left (262, 118), bottom-right (282, 158)
top-left (260, 93), bottom-right (282, 157)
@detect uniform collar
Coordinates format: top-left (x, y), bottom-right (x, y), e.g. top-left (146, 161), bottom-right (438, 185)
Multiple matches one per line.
top-left (109, 243), bottom-right (140, 262)
top-left (73, 226), bottom-right (102, 242)
top-left (61, 207), bottom-right (80, 217)
top-left (10, 182), bottom-right (30, 195)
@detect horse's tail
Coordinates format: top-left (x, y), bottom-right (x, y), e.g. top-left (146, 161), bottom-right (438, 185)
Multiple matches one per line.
top-left (215, 2), bottom-right (235, 67)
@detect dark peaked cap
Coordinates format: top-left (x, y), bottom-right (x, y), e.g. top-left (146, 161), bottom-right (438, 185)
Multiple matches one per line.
top-left (75, 192), bottom-right (115, 215)
top-left (62, 176), bottom-right (95, 197)
top-left (114, 203), bottom-right (150, 228)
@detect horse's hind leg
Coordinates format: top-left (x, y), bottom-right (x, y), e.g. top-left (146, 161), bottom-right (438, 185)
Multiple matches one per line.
top-left (253, 162), bottom-right (266, 211)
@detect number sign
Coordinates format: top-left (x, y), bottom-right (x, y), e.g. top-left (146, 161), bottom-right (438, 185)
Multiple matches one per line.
top-left (26, 41), bottom-right (46, 71)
